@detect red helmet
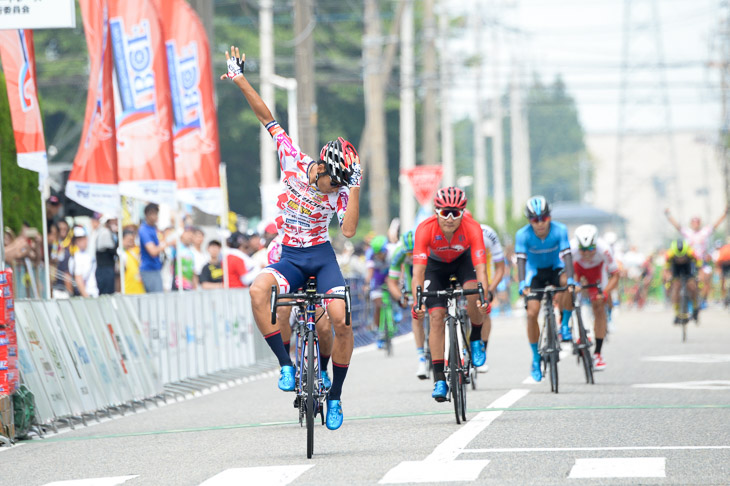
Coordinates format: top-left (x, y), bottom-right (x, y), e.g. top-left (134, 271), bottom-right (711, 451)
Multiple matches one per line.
top-left (434, 186), bottom-right (467, 209)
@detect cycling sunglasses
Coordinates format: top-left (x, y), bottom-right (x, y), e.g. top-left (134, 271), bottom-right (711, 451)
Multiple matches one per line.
top-left (579, 244), bottom-right (597, 252)
top-left (436, 208), bottom-right (464, 220)
top-left (530, 216), bottom-right (550, 223)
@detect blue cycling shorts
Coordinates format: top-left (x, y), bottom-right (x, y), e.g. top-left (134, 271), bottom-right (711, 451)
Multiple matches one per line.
top-left (264, 242), bottom-right (345, 294)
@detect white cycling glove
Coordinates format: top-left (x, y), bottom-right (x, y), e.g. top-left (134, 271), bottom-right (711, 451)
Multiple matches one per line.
top-left (225, 55), bottom-right (244, 80)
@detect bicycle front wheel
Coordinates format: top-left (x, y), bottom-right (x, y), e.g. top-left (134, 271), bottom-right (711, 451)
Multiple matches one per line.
top-left (306, 331), bottom-right (315, 458)
top-left (547, 312), bottom-right (560, 394)
top-left (448, 319), bottom-right (461, 424)
top-left (575, 308), bottom-right (594, 384)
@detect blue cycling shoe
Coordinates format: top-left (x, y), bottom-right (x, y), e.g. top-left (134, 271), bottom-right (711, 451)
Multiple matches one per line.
top-left (531, 359), bottom-right (543, 382)
top-left (560, 324), bottom-right (573, 342)
top-left (278, 365), bottom-right (295, 391)
top-left (471, 341), bottom-right (486, 367)
top-left (432, 380), bottom-right (448, 402)
top-left (326, 399), bottom-right (344, 430)
top-left (321, 370), bottom-right (332, 390)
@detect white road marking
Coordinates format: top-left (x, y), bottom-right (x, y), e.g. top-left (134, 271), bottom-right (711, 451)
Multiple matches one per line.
top-left (568, 457), bottom-right (666, 479)
top-left (199, 465), bottom-right (313, 486)
top-left (42, 476), bottom-right (138, 486)
top-left (426, 389), bottom-right (531, 463)
top-left (642, 354), bottom-right (730, 364)
top-left (633, 380), bottom-right (730, 390)
top-left (379, 389), bottom-right (529, 484)
top-left (462, 445), bottom-right (730, 453)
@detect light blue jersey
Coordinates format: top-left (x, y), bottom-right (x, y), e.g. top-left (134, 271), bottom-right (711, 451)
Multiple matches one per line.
top-left (515, 221), bottom-right (571, 281)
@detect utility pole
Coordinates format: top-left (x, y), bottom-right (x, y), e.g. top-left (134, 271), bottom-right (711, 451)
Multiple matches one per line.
top-left (364, 0), bottom-right (389, 234)
top-left (510, 68), bottom-right (530, 220)
top-left (259, 0), bottom-right (277, 188)
top-left (294, 0), bottom-right (318, 156)
top-left (720, 1), bottom-right (730, 235)
top-left (490, 22), bottom-right (505, 230)
top-left (439, 1), bottom-right (454, 187)
top-left (422, 0), bottom-right (438, 167)
top-left (473, 0), bottom-right (487, 222)
top-left (189, 0), bottom-right (214, 75)
top-left (400, 0), bottom-right (416, 232)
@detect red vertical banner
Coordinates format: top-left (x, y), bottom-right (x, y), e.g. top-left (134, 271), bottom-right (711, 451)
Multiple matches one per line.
top-left (153, 0), bottom-right (222, 215)
top-left (66, 0), bottom-right (120, 214)
top-left (108, 0), bottom-right (175, 204)
top-left (0, 29), bottom-right (48, 177)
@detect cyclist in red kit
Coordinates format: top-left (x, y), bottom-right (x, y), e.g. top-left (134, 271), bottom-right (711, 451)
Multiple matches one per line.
top-left (411, 187), bottom-right (491, 402)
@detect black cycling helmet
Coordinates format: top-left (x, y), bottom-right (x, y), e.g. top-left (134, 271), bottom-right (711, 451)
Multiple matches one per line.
top-left (319, 137), bottom-right (356, 187)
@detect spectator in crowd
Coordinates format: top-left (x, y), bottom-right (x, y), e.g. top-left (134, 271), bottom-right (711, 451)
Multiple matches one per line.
top-left (161, 226), bottom-right (176, 291)
top-left (3, 228), bottom-right (29, 266)
top-left (121, 228), bottom-right (145, 295)
top-left (45, 195), bottom-right (61, 231)
top-left (138, 203), bottom-right (167, 293)
top-left (70, 226), bottom-right (98, 297)
top-left (199, 240), bottom-right (224, 289)
top-left (192, 227), bottom-right (208, 279)
top-left (95, 216), bottom-right (118, 295)
top-left (226, 231), bottom-right (256, 288)
top-left (172, 226), bottom-right (197, 290)
top-left (50, 223), bottom-right (73, 298)
top-left (89, 213), bottom-right (102, 256)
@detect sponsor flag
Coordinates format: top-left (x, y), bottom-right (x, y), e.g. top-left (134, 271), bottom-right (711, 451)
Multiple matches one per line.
top-left (65, 0), bottom-right (120, 214)
top-left (0, 29), bottom-right (48, 177)
top-left (153, 0), bottom-right (222, 215)
top-left (109, 0), bottom-right (176, 204)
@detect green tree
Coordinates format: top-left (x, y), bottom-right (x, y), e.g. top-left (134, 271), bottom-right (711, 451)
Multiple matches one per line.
top-left (0, 71), bottom-right (43, 234)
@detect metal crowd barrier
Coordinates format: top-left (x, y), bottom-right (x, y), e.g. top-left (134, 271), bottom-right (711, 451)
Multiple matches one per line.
top-left (13, 289), bottom-right (275, 431)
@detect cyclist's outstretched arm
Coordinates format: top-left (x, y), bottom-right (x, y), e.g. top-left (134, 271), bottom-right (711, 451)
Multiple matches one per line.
top-left (664, 208), bottom-right (682, 232)
top-left (340, 187), bottom-right (360, 238)
top-left (563, 252), bottom-right (575, 283)
top-left (220, 46), bottom-right (274, 126)
top-left (712, 205), bottom-right (729, 231)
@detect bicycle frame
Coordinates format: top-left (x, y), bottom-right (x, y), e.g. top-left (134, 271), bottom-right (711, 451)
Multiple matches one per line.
top-left (529, 285), bottom-right (569, 393)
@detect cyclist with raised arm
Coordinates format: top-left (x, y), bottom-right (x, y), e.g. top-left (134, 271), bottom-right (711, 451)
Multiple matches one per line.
top-left (387, 230), bottom-right (428, 378)
top-left (570, 224), bottom-right (619, 371)
top-left (516, 196), bottom-right (574, 382)
top-left (664, 239), bottom-right (700, 323)
top-left (476, 223), bottom-right (505, 372)
top-left (411, 187), bottom-right (491, 401)
top-left (221, 46), bottom-right (361, 430)
top-left (665, 206), bottom-right (728, 308)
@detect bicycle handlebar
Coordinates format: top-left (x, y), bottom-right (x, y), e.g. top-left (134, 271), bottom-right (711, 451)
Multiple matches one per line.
top-left (270, 285), bottom-right (351, 326)
top-left (415, 283), bottom-right (485, 310)
top-left (526, 285), bottom-right (570, 297)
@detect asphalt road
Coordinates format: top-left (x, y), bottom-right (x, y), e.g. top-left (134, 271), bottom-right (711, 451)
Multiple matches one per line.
top-left (2, 305), bottom-right (729, 486)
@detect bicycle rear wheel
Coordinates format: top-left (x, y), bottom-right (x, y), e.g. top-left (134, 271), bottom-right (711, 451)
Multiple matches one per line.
top-left (680, 279), bottom-right (689, 343)
top-left (306, 332), bottom-right (315, 459)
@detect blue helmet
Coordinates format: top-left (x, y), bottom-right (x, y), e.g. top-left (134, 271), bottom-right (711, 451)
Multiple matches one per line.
top-left (401, 230), bottom-right (415, 252)
top-left (525, 196), bottom-right (550, 219)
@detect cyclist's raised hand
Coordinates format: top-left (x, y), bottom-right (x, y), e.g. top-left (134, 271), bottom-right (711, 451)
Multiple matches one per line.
top-left (220, 45), bottom-right (245, 80)
top-left (344, 146), bottom-right (362, 188)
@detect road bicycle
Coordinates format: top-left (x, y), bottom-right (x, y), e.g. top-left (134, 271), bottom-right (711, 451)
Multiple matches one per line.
top-left (378, 284), bottom-right (397, 356)
top-left (570, 283), bottom-right (598, 385)
top-left (270, 277), bottom-right (351, 459)
top-left (417, 277), bottom-right (485, 424)
top-left (529, 285), bottom-right (569, 394)
top-left (676, 274), bottom-right (693, 343)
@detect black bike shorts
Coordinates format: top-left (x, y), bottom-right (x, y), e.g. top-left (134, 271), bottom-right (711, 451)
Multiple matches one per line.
top-left (671, 262), bottom-right (695, 279)
top-left (721, 263), bottom-right (730, 277)
top-left (526, 267), bottom-right (565, 302)
top-left (423, 252), bottom-right (477, 309)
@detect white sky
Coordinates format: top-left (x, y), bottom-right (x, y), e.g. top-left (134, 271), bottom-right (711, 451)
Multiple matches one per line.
top-left (446, 0), bottom-right (721, 134)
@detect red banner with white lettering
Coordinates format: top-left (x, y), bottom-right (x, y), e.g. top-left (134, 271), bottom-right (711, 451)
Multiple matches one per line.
top-left (66, 0), bottom-right (120, 214)
top-left (153, 0), bottom-right (222, 215)
top-left (402, 166), bottom-right (444, 206)
top-left (109, 0), bottom-right (176, 204)
top-left (0, 29), bottom-right (48, 177)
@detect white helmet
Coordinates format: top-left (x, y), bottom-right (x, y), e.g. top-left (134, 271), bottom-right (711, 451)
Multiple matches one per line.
top-left (575, 224), bottom-right (598, 249)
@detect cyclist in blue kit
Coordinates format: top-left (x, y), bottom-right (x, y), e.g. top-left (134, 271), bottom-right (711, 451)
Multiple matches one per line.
top-left (515, 196), bottom-right (575, 382)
